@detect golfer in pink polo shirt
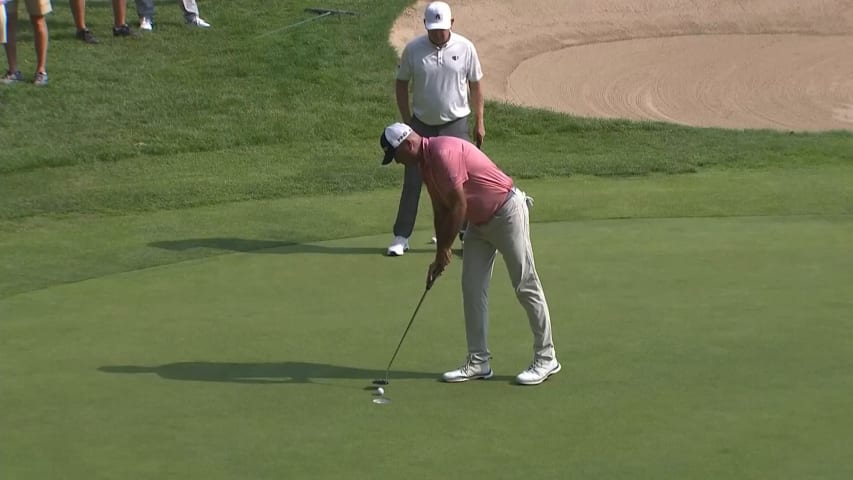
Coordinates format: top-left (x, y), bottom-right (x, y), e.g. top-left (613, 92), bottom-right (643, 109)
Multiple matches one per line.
top-left (380, 122), bottom-right (560, 385)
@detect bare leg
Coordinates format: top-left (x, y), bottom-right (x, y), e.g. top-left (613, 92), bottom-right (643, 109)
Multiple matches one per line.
top-left (4, 5), bottom-right (18, 73)
top-left (31, 15), bottom-right (48, 73)
top-left (69, 0), bottom-right (86, 30)
top-left (112, 0), bottom-right (126, 26)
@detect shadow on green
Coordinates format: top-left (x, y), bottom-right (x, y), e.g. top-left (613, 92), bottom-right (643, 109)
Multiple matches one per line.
top-left (98, 361), bottom-right (438, 384)
top-left (148, 238), bottom-right (437, 255)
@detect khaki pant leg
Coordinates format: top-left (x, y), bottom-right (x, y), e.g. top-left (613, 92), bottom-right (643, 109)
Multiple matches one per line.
top-left (25, 0), bottom-right (52, 16)
top-left (460, 222), bottom-right (497, 364)
top-left (483, 190), bottom-right (556, 362)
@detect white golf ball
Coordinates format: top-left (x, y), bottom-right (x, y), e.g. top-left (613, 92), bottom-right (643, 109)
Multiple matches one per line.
top-left (377, 387), bottom-right (385, 396)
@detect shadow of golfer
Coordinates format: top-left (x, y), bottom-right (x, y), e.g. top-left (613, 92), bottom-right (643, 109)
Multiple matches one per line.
top-left (99, 361), bottom-right (437, 384)
top-left (148, 238), bottom-right (437, 255)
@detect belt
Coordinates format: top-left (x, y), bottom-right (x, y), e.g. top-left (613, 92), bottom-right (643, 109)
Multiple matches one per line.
top-left (499, 187), bottom-right (516, 209)
top-left (478, 188), bottom-right (519, 227)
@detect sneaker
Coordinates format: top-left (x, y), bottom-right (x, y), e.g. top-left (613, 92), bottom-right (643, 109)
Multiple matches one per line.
top-left (139, 17), bottom-right (153, 31)
top-left (441, 358), bottom-right (494, 383)
top-left (515, 358), bottom-right (561, 385)
top-left (1, 70), bottom-right (24, 85)
top-left (113, 24), bottom-right (134, 36)
top-left (33, 72), bottom-right (49, 87)
top-left (187, 16), bottom-right (211, 28)
top-left (76, 28), bottom-right (99, 44)
top-left (386, 236), bottom-right (409, 257)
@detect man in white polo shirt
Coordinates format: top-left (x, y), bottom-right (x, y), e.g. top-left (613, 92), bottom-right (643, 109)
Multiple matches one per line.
top-left (386, 1), bottom-right (485, 256)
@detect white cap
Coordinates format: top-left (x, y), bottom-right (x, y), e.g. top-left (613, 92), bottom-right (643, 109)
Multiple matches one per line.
top-left (380, 123), bottom-right (414, 164)
top-left (424, 2), bottom-right (452, 31)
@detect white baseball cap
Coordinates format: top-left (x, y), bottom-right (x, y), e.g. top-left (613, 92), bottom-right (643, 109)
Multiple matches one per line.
top-left (424, 2), bottom-right (452, 31)
top-left (380, 123), bottom-right (414, 165)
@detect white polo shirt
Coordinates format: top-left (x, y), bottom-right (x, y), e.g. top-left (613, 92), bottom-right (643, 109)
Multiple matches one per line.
top-left (397, 32), bottom-right (484, 126)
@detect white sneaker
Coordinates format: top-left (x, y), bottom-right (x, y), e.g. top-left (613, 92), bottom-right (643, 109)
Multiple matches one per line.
top-left (515, 358), bottom-right (561, 385)
top-left (442, 358), bottom-right (494, 382)
top-left (386, 236), bottom-right (409, 257)
top-left (187, 16), bottom-right (211, 28)
top-left (139, 17), bottom-right (153, 31)
top-left (430, 236), bottom-right (437, 244)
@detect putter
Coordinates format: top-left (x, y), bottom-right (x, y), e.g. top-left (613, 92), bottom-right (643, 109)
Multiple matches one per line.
top-left (373, 277), bottom-right (437, 386)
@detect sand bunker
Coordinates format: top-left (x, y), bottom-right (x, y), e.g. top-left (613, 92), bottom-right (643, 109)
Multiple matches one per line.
top-left (390, 1), bottom-right (853, 131)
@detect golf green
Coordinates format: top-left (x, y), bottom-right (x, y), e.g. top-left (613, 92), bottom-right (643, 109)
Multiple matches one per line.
top-left (2, 215), bottom-right (851, 479)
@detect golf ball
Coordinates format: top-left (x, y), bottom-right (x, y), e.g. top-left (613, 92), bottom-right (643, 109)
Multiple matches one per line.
top-left (377, 387), bottom-right (385, 396)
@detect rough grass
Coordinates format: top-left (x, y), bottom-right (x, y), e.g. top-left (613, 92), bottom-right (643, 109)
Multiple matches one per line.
top-left (1, 0), bottom-right (850, 221)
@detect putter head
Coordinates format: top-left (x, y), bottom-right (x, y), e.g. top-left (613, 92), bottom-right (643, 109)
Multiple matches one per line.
top-left (372, 379), bottom-right (389, 385)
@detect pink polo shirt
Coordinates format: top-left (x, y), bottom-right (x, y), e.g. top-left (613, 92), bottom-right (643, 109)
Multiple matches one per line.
top-left (419, 137), bottom-right (513, 226)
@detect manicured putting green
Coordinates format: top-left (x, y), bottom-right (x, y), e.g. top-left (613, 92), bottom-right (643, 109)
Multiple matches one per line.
top-left (2, 215), bottom-right (851, 479)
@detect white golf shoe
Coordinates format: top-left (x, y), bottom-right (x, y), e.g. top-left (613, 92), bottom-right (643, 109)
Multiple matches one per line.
top-left (386, 236), bottom-right (409, 256)
top-left (187, 16), bottom-right (211, 28)
top-left (441, 358), bottom-right (494, 382)
top-left (515, 358), bottom-right (561, 385)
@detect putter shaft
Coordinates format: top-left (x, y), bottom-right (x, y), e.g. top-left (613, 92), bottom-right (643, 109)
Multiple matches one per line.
top-left (382, 285), bottom-right (431, 383)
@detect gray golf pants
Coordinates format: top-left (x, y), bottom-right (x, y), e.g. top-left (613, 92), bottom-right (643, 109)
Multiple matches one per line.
top-left (461, 188), bottom-right (556, 365)
top-left (135, 0), bottom-right (201, 21)
top-left (393, 116), bottom-right (470, 238)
